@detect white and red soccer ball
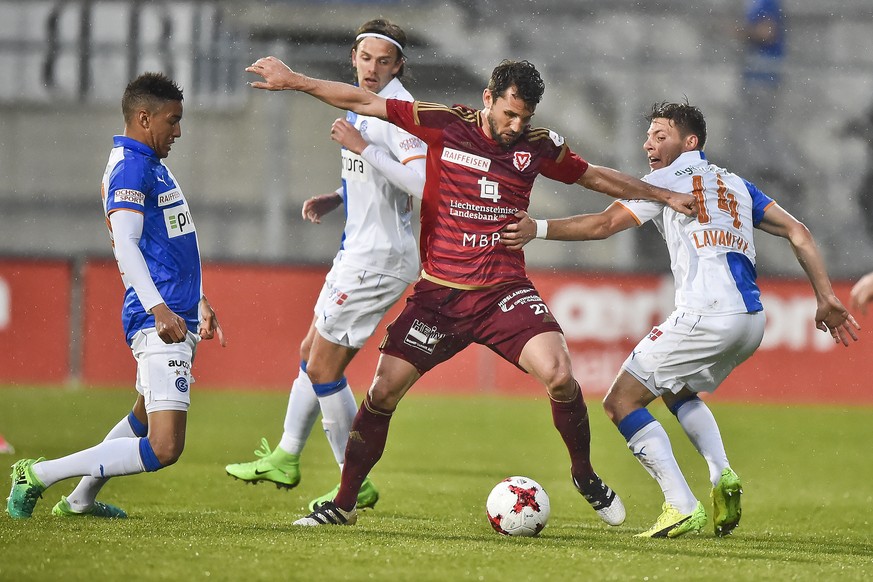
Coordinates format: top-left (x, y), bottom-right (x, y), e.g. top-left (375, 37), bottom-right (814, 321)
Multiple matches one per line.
top-left (486, 476), bottom-right (550, 537)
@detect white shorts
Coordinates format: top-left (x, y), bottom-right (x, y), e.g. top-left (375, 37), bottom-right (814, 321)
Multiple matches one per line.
top-left (131, 328), bottom-right (200, 413)
top-left (313, 257), bottom-right (410, 349)
top-left (622, 310), bottom-right (766, 397)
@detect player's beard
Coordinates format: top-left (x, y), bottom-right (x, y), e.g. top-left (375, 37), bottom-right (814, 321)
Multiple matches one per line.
top-left (487, 112), bottom-right (521, 150)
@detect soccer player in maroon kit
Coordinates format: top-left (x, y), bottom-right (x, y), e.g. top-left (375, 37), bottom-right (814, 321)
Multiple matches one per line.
top-left (246, 56), bottom-right (696, 527)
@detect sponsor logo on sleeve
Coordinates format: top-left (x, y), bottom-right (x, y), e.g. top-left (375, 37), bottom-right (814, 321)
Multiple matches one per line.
top-left (547, 130), bottom-right (565, 147)
top-left (113, 189), bottom-right (145, 206)
top-left (158, 189), bottom-right (183, 207)
top-left (441, 147), bottom-right (491, 172)
top-left (399, 136), bottom-right (425, 152)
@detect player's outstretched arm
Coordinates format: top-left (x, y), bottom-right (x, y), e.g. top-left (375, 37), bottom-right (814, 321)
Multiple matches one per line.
top-left (500, 203), bottom-right (637, 251)
top-left (849, 272), bottom-right (873, 315)
top-left (758, 203), bottom-right (860, 346)
top-left (198, 296), bottom-right (226, 346)
top-left (246, 56), bottom-right (388, 120)
top-left (576, 164), bottom-right (696, 217)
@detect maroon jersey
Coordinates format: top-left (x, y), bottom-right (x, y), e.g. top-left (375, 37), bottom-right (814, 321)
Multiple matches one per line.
top-left (386, 99), bottom-right (589, 287)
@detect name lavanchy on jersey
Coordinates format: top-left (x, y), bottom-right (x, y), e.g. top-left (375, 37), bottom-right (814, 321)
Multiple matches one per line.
top-left (620, 151), bottom-right (775, 314)
top-left (101, 135), bottom-right (202, 343)
top-left (387, 99), bottom-right (589, 286)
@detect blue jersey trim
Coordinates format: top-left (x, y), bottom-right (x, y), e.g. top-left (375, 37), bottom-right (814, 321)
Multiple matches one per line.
top-left (742, 179), bottom-right (774, 226)
top-left (726, 252), bottom-right (763, 312)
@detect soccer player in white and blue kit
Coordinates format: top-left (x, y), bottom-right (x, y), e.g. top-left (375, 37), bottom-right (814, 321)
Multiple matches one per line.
top-left (6, 73), bottom-right (224, 519)
top-left (225, 19), bottom-right (426, 510)
top-left (500, 101), bottom-right (859, 538)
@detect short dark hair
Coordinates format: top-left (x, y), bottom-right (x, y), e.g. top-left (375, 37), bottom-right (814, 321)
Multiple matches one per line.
top-left (646, 100), bottom-right (707, 149)
top-left (122, 72), bottom-right (183, 123)
top-left (352, 18), bottom-right (407, 78)
top-left (487, 60), bottom-right (545, 107)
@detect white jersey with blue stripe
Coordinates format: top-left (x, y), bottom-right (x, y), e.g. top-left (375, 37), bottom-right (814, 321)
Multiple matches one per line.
top-left (338, 77), bottom-right (426, 283)
top-left (102, 135), bottom-right (202, 343)
top-left (619, 150), bottom-right (775, 315)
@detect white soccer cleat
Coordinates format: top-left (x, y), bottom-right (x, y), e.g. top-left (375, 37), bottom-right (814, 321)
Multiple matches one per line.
top-left (574, 475), bottom-right (627, 526)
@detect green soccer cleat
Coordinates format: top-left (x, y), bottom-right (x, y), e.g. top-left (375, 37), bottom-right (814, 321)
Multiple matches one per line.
top-left (308, 478), bottom-right (380, 512)
top-left (6, 458), bottom-right (47, 519)
top-left (636, 501), bottom-right (707, 538)
top-left (52, 496), bottom-right (127, 519)
top-left (712, 467), bottom-right (743, 536)
top-left (225, 438), bottom-right (300, 489)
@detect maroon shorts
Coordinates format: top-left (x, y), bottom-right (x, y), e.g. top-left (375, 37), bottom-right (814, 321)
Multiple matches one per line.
top-left (379, 278), bottom-right (564, 374)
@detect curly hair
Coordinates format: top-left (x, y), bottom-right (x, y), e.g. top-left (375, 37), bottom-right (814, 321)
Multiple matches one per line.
top-left (646, 100), bottom-right (707, 149)
top-left (122, 72), bottom-right (183, 123)
top-left (487, 60), bottom-right (545, 107)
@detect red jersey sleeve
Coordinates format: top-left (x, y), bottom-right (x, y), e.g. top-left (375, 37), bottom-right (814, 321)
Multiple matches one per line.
top-left (386, 99), bottom-right (447, 144)
top-left (539, 143), bottom-right (589, 184)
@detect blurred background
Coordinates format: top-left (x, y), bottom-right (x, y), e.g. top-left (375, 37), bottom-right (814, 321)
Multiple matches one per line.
top-left (1, 0), bottom-right (872, 397)
top-left (2, 0), bottom-right (872, 273)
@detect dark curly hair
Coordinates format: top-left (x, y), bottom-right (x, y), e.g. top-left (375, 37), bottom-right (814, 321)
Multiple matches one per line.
top-left (122, 72), bottom-right (183, 123)
top-left (352, 18), bottom-right (408, 79)
top-left (487, 60), bottom-right (545, 107)
top-left (646, 100), bottom-right (707, 149)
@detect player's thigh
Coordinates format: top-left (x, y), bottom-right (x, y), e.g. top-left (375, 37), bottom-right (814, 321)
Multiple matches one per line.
top-left (623, 311), bottom-right (765, 396)
top-left (481, 282), bottom-right (564, 373)
top-left (314, 264), bottom-right (409, 349)
top-left (131, 328), bottom-right (199, 414)
top-left (380, 280), bottom-right (473, 374)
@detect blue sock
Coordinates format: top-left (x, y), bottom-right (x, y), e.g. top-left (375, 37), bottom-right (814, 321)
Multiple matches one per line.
top-left (617, 408), bottom-right (657, 442)
top-left (127, 411), bottom-right (148, 437)
top-left (138, 438), bottom-right (164, 472)
top-left (312, 377), bottom-right (348, 397)
top-left (668, 394), bottom-right (701, 416)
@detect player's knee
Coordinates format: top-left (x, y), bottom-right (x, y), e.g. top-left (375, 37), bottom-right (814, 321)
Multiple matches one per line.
top-left (140, 436), bottom-right (184, 469)
top-left (368, 384), bottom-right (401, 413)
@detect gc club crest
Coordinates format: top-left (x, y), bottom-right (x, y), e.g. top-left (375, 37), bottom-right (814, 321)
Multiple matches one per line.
top-left (513, 151), bottom-right (531, 172)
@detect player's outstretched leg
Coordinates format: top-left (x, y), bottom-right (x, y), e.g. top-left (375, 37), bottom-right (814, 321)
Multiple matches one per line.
top-left (635, 501), bottom-right (707, 538)
top-left (711, 467), bottom-right (742, 536)
top-left (225, 437), bottom-right (300, 489)
top-left (308, 477), bottom-right (379, 512)
top-left (6, 458), bottom-right (47, 519)
top-left (52, 495), bottom-right (127, 519)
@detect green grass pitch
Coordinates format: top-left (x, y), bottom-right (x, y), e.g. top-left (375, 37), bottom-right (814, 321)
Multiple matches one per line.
top-left (1, 385), bottom-right (871, 581)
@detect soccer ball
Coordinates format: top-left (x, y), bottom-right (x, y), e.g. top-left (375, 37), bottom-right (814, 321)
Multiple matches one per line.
top-left (485, 476), bottom-right (550, 537)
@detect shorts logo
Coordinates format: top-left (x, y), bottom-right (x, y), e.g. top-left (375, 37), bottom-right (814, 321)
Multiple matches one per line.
top-left (114, 189), bottom-right (145, 206)
top-left (403, 319), bottom-right (446, 354)
top-left (513, 151), bottom-right (531, 172)
top-left (647, 327), bottom-right (663, 341)
top-left (329, 287), bottom-right (349, 305)
top-left (175, 377), bottom-right (189, 392)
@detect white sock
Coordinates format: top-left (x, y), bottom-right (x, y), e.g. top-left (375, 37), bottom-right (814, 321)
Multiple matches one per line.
top-left (627, 421), bottom-right (698, 514)
top-left (32, 438), bottom-right (146, 488)
top-left (65, 415), bottom-right (140, 510)
top-left (675, 398), bottom-right (729, 486)
top-left (318, 385), bottom-right (358, 466)
top-left (278, 365), bottom-right (320, 455)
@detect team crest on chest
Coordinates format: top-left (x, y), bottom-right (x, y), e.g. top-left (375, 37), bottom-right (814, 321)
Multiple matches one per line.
top-left (513, 151), bottom-right (531, 172)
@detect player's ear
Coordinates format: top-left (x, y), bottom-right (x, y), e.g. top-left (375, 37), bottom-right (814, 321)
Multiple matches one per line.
top-left (139, 110), bottom-right (150, 130)
top-left (685, 133), bottom-right (699, 151)
top-left (482, 88), bottom-right (493, 109)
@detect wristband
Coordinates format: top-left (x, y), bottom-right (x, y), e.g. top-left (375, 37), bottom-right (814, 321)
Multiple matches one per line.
top-left (534, 219), bottom-right (548, 239)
